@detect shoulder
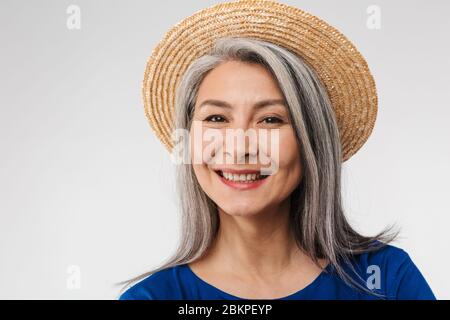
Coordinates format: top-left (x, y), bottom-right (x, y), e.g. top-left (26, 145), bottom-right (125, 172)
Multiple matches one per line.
top-left (352, 241), bottom-right (410, 270)
top-left (119, 264), bottom-right (186, 300)
top-left (347, 241), bottom-right (436, 299)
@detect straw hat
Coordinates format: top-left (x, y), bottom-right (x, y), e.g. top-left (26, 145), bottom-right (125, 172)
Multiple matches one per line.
top-left (142, 0), bottom-right (377, 162)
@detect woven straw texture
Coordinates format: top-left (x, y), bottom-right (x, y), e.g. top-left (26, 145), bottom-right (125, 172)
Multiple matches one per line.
top-left (142, 0), bottom-right (378, 162)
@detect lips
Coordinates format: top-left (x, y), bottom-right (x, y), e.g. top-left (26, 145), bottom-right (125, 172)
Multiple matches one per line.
top-left (212, 168), bottom-right (270, 190)
top-left (214, 170), bottom-right (269, 182)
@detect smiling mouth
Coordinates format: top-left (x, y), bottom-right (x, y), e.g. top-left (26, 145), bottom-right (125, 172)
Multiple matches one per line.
top-left (213, 170), bottom-right (270, 183)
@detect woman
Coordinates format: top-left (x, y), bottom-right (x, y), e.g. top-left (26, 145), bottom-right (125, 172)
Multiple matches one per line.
top-left (119, 0), bottom-right (435, 300)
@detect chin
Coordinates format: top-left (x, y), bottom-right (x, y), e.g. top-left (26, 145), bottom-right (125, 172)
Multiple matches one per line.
top-left (218, 202), bottom-right (265, 217)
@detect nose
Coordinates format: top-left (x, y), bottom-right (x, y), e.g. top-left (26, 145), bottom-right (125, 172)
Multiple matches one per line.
top-left (221, 121), bottom-right (259, 165)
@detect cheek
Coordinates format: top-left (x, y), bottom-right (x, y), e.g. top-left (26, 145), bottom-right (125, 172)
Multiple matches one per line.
top-left (277, 129), bottom-right (302, 181)
top-left (192, 164), bottom-right (210, 185)
top-left (192, 163), bottom-right (219, 200)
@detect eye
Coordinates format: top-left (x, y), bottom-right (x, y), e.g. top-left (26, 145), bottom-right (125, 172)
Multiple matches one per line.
top-left (204, 115), bottom-right (226, 122)
top-left (260, 116), bottom-right (283, 124)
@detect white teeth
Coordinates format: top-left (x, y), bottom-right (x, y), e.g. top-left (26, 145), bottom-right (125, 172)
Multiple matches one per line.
top-left (221, 171), bottom-right (263, 182)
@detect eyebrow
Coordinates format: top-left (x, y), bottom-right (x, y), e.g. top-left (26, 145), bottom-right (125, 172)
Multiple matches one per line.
top-left (198, 98), bottom-right (286, 110)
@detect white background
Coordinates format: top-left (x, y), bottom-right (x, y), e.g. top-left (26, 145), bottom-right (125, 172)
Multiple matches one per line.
top-left (0, 0), bottom-right (449, 299)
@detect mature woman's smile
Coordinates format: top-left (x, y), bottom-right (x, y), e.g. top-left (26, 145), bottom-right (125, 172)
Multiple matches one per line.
top-left (212, 168), bottom-right (270, 190)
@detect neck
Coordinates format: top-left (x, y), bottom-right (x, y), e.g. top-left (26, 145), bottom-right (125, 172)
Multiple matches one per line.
top-left (208, 198), bottom-right (307, 278)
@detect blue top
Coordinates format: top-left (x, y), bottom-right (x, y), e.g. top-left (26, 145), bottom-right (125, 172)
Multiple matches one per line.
top-left (119, 243), bottom-right (436, 300)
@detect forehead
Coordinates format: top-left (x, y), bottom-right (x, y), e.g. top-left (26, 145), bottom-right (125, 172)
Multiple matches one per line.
top-left (195, 61), bottom-right (285, 107)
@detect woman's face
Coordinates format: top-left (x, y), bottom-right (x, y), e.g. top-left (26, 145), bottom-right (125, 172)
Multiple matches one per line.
top-left (190, 60), bottom-right (302, 217)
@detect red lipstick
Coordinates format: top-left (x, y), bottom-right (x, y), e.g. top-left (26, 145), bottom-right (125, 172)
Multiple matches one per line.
top-left (213, 168), bottom-right (270, 190)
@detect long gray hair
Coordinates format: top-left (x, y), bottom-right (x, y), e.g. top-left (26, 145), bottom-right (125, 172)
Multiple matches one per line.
top-left (118, 36), bottom-right (398, 297)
